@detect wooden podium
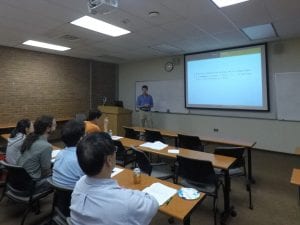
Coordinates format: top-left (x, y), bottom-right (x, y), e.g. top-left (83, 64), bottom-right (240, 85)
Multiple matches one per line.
top-left (98, 106), bottom-right (132, 136)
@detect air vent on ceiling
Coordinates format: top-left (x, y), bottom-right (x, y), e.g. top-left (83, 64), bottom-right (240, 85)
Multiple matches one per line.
top-left (59, 34), bottom-right (80, 41)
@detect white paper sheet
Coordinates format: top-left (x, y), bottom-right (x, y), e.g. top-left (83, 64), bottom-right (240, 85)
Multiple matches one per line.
top-left (111, 167), bottom-right (124, 177)
top-left (112, 136), bottom-right (124, 140)
top-left (143, 182), bottom-right (177, 206)
top-left (139, 141), bottom-right (168, 150)
top-left (168, 149), bottom-right (180, 154)
top-left (51, 150), bottom-right (61, 159)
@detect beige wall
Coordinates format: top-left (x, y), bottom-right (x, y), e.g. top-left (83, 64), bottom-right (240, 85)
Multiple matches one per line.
top-left (118, 38), bottom-right (300, 154)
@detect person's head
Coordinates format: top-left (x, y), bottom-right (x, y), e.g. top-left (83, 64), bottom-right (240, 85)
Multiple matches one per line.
top-left (21, 115), bottom-right (56, 153)
top-left (10, 119), bottom-right (33, 138)
top-left (142, 85), bottom-right (148, 95)
top-left (87, 109), bottom-right (102, 121)
top-left (76, 132), bottom-right (116, 177)
top-left (61, 120), bottom-right (85, 147)
top-left (33, 115), bottom-right (56, 136)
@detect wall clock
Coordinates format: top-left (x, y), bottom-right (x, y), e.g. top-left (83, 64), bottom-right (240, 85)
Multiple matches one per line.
top-left (164, 62), bottom-right (174, 72)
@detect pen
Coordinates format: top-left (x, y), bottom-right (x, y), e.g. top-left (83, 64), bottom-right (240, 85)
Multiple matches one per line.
top-left (165, 197), bottom-right (173, 206)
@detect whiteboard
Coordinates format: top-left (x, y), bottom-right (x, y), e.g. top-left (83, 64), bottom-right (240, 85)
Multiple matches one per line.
top-left (135, 80), bottom-right (188, 113)
top-left (275, 72), bottom-right (300, 121)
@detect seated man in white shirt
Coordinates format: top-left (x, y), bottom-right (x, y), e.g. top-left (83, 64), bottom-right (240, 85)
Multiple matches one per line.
top-left (52, 120), bottom-right (85, 189)
top-left (70, 132), bottom-right (159, 225)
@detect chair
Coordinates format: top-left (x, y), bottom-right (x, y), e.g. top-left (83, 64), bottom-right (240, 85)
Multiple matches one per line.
top-left (214, 146), bottom-right (253, 209)
top-left (66, 217), bottom-right (72, 225)
top-left (123, 127), bottom-right (140, 140)
top-left (178, 134), bottom-right (204, 151)
top-left (175, 156), bottom-right (223, 225)
top-left (144, 129), bottom-right (164, 143)
top-left (132, 148), bottom-right (173, 180)
top-left (113, 140), bottom-right (136, 167)
top-left (0, 152), bottom-right (6, 187)
top-left (0, 160), bottom-right (53, 225)
top-left (47, 177), bottom-right (73, 225)
top-left (75, 113), bottom-right (87, 122)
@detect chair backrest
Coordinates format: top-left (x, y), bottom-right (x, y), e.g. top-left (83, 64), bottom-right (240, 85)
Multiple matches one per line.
top-left (132, 148), bottom-right (152, 176)
top-left (176, 156), bottom-right (217, 186)
top-left (214, 147), bottom-right (245, 168)
top-left (144, 130), bottom-right (164, 143)
top-left (47, 177), bottom-right (73, 217)
top-left (0, 160), bottom-right (35, 196)
top-left (124, 127), bottom-right (139, 140)
top-left (75, 113), bottom-right (87, 122)
top-left (113, 140), bottom-right (126, 161)
top-left (178, 134), bottom-right (203, 151)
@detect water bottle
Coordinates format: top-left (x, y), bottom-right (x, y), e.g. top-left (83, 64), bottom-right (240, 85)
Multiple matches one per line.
top-left (108, 129), bottom-right (113, 137)
top-left (133, 168), bottom-right (141, 184)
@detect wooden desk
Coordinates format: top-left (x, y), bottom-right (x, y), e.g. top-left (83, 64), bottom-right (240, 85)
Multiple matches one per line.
top-left (114, 168), bottom-right (205, 224)
top-left (127, 126), bottom-right (256, 183)
top-left (290, 168), bottom-right (300, 205)
top-left (127, 126), bottom-right (178, 138)
top-left (119, 137), bottom-right (144, 148)
top-left (0, 134), bottom-right (10, 141)
top-left (121, 137), bottom-right (236, 224)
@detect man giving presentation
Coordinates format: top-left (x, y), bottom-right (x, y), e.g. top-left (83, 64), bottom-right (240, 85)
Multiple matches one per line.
top-left (137, 85), bottom-right (153, 127)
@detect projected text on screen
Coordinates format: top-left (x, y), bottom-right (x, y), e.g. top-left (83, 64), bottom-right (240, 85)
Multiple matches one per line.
top-left (185, 45), bottom-right (268, 111)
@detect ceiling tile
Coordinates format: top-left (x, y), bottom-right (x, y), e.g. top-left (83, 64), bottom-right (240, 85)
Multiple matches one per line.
top-left (264, 0), bottom-right (300, 21)
top-left (118, 0), bottom-right (184, 25)
top-left (190, 10), bottom-right (237, 34)
top-left (221, 0), bottom-right (272, 28)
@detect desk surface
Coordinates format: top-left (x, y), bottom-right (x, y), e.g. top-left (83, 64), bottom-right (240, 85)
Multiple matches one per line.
top-left (114, 168), bottom-right (205, 221)
top-left (0, 133), bottom-right (10, 141)
top-left (120, 137), bottom-right (235, 170)
top-left (127, 126), bottom-right (256, 148)
top-left (295, 147), bottom-right (300, 155)
top-left (291, 168), bottom-right (300, 185)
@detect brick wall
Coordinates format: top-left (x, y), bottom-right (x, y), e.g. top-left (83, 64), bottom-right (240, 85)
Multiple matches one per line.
top-left (91, 61), bottom-right (117, 109)
top-left (0, 46), bottom-right (117, 125)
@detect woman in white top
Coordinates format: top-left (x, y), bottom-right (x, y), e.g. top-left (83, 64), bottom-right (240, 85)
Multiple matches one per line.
top-left (6, 119), bottom-right (33, 164)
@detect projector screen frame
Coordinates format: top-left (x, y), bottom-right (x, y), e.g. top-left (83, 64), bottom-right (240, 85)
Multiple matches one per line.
top-left (184, 43), bottom-right (270, 112)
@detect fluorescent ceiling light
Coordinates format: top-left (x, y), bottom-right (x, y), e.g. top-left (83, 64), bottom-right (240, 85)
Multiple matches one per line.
top-left (242, 23), bottom-right (277, 40)
top-left (23, 40), bottom-right (70, 51)
top-left (211, 0), bottom-right (249, 8)
top-left (71, 16), bottom-right (130, 37)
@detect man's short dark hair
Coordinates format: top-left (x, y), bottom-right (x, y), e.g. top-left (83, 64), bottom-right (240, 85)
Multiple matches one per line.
top-left (87, 109), bottom-right (102, 121)
top-left (142, 85), bottom-right (148, 90)
top-left (61, 120), bottom-right (85, 147)
top-left (76, 132), bottom-right (115, 176)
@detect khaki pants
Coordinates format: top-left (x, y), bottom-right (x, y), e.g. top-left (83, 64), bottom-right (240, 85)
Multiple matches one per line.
top-left (139, 110), bottom-right (153, 128)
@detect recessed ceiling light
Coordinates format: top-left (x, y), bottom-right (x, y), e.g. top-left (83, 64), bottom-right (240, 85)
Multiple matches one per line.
top-left (148, 11), bottom-right (160, 17)
top-left (242, 23), bottom-right (277, 40)
top-left (211, 0), bottom-right (249, 8)
top-left (71, 15), bottom-right (130, 37)
top-left (22, 40), bottom-right (71, 51)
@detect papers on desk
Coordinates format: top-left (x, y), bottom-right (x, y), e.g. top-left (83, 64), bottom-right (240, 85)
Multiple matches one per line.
top-left (139, 141), bottom-right (168, 151)
top-left (143, 182), bottom-right (177, 206)
top-left (111, 167), bottom-right (124, 177)
top-left (111, 135), bottom-right (124, 141)
top-left (51, 150), bottom-right (61, 162)
top-left (168, 149), bottom-right (180, 154)
top-left (51, 150), bottom-right (61, 159)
